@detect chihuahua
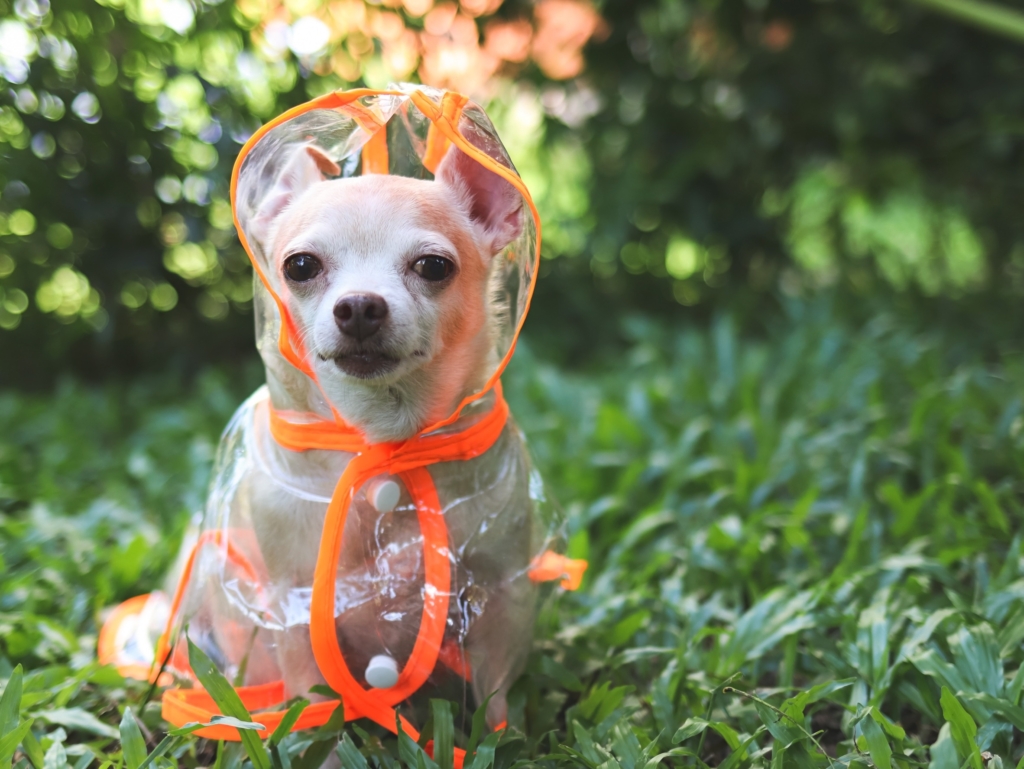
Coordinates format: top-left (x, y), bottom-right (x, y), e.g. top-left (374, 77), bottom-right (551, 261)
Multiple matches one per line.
top-left (229, 137), bottom-right (535, 728)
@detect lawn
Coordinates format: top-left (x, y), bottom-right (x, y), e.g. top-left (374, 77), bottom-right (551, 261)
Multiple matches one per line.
top-left (2, 297), bottom-right (1023, 769)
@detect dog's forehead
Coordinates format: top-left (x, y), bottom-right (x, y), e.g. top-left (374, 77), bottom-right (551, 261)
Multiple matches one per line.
top-left (273, 176), bottom-right (471, 259)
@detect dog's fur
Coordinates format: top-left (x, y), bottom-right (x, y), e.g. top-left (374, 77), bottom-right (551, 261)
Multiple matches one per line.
top-left (226, 139), bottom-right (535, 727)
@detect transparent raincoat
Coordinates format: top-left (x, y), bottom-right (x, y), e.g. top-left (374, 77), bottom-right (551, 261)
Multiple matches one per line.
top-left (98, 85), bottom-right (586, 751)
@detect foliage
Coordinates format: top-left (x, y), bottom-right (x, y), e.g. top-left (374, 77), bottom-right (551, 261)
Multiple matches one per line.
top-left (3, 299), bottom-right (1024, 766)
top-left (5, 0), bottom-right (1024, 379)
top-left (0, 0), bottom-right (602, 381)
top-left (561, 0), bottom-right (1024, 309)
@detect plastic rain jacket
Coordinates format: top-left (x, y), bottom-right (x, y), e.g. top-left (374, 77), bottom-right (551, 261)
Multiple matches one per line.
top-left (98, 85), bottom-right (586, 758)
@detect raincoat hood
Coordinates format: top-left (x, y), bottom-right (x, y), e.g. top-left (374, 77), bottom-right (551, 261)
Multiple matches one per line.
top-left (232, 84), bottom-right (540, 435)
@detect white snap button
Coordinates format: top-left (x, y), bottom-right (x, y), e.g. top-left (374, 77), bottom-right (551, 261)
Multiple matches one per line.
top-left (365, 654), bottom-right (399, 689)
top-left (368, 479), bottom-right (400, 513)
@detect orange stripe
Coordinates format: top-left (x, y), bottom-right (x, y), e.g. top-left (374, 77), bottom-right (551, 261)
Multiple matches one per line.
top-left (362, 127), bottom-right (389, 175)
top-left (422, 122), bottom-right (450, 174)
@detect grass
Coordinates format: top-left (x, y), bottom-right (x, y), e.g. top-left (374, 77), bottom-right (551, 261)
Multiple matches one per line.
top-left (2, 298), bottom-right (1024, 768)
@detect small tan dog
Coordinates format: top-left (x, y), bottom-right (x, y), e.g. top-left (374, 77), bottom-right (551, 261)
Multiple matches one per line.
top-left (237, 139), bottom-right (534, 727)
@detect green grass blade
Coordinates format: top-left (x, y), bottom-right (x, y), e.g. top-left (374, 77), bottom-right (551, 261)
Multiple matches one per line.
top-left (293, 739), bottom-right (337, 769)
top-left (0, 722), bottom-right (32, 767)
top-left (187, 638), bottom-right (271, 769)
top-left (465, 692), bottom-right (495, 759)
top-left (466, 732), bottom-right (501, 769)
top-left (907, 0), bottom-right (1024, 43)
top-left (0, 666), bottom-right (23, 737)
top-left (429, 701), bottom-right (454, 769)
top-left (858, 714), bottom-right (892, 769)
top-left (22, 727), bottom-right (45, 769)
top-left (939, 687), bottom-right (982, 769)
top-left (397, 716), bottom-right (437, 769)
top-left (270, 700), bottom-right (309, 747)
top-left (336, 735), bottom-right (369, 769)
top-left (119, 710), bottom-right (148, 769)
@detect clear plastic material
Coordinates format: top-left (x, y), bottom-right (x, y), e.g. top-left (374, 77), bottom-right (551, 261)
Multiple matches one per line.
top-left (160, 386), bottom-right (563, 724)
top-left (100, 85), bottom-right (573, 734)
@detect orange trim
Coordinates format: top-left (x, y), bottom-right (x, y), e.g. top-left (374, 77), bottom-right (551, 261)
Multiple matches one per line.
top-left (422, 122), bottom-right (450, 174)
top-left (162, 683), bottom-right (346, 740)
top-left (362, 126), bottom-right (389, 175)
top-left (269, 408), bottom-right (366, 452)
top-left (528, 552), bottom-right (588, 591)
top-left (97, 594), bottom-right (174, 685)
top-left (97, 593), bottom-right (150, 665)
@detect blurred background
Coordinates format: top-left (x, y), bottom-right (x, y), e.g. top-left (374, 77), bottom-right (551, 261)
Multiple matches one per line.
top-left (2, 0), bottom-right (1024, 383)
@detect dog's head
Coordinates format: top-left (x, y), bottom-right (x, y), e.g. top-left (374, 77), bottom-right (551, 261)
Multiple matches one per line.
top-left (249, 141), bottom-right (523, 442)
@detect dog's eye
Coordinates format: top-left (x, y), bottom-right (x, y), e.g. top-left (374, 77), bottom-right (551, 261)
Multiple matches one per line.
top-left (412, 256), bottom-right (454, 282)
top-left (284, 253), bottom-right (323, 282)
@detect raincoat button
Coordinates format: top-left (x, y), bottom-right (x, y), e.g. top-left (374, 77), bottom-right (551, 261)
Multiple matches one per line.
top-left (365, 654), bottom-right (399, 688)
top-left (368, 479), bottom-right (400, 513)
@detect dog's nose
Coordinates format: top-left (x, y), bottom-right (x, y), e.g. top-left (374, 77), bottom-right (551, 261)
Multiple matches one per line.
top-left (334, 293), bottom-right (388, 341)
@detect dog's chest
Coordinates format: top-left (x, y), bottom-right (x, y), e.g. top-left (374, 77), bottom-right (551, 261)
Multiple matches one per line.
top-left (246, 424), bottom-right (533, 609)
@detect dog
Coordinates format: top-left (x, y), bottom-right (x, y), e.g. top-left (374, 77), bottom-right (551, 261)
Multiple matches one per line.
top-left (208, 137), bottom-right (538, 729)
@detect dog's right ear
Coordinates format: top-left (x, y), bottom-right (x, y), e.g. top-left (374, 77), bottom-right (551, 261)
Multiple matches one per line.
top-left (250, 145), bottom-right (340, 250)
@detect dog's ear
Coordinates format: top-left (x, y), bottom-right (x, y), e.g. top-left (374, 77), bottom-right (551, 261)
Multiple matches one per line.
top-left (436, 144), bottom-right (524, 256)
top-left (250, 145), bottom-right (340, 250)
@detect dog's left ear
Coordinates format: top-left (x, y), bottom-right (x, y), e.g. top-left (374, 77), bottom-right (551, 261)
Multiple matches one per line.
top-left (250, 145), bottom-right (340, 251)
top-left (436, 145), bottom-right (524, 256)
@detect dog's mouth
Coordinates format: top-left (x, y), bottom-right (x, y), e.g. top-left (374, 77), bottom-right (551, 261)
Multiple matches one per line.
top-left (318, 351), bottom-right (400, 380)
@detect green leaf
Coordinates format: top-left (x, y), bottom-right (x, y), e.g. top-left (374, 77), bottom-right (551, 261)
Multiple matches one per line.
top-left (1006, 664), bottom-right (1024, 705)
top-left (781, 679), bottom-right (854, 720)
top-left (672, 718), bottom-right (708, 744)
top-left (119, 710), bottom-right (148, 769)
top-left (673, 717), bottom-right (741, 752)
top-left (310, 700), bottom-right (345, 741)
top-left (136, 735), bottom-right (188, 769)
top-left (939, 687), bottom-right (982, 769)
top-left (467, 730), bottom-right (501, 769)
top-left (208, 716), bottom-right (266, 731)
top-left (963, 693), bottom-right (1024, 730)
top-left (22, 726), bottom-right (45, 769)
top-left (429, 701), bottom-right (454, 769)
top-left (294, 739), bottom-right (337, 769)
top-left (718, 730), bottom-right (766, 769)
top-left (187, 637), bottom-right (271, 769)
top-left (929, 724), bottom-right (959, 769)
top-left (336, 735), bottom-right (369, 769)
top-left (270, 700), bottom-right (309, 746)
top-left (307, 685), bottom-right (341, 701)
top-left (0, 666), bottom-right (23, 738)
top-left (43, 738), bottom-right (67, 769)
top-left (397, 716), bottom-right (438, 769)
top-left (0, 722), bottom-right (32, 767)
top-left (538, 657), bottom-right (584, 693)
top-left (752, 701), bottom-right (803, 749)
top-left (858, 713), bottom-right (892, 769)
top-left (40, 710), bottom-right (118, 740)
top-left (167, 722), bottom-right (215, 737)
top-left (465, 691), bottom-right (495, 759)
